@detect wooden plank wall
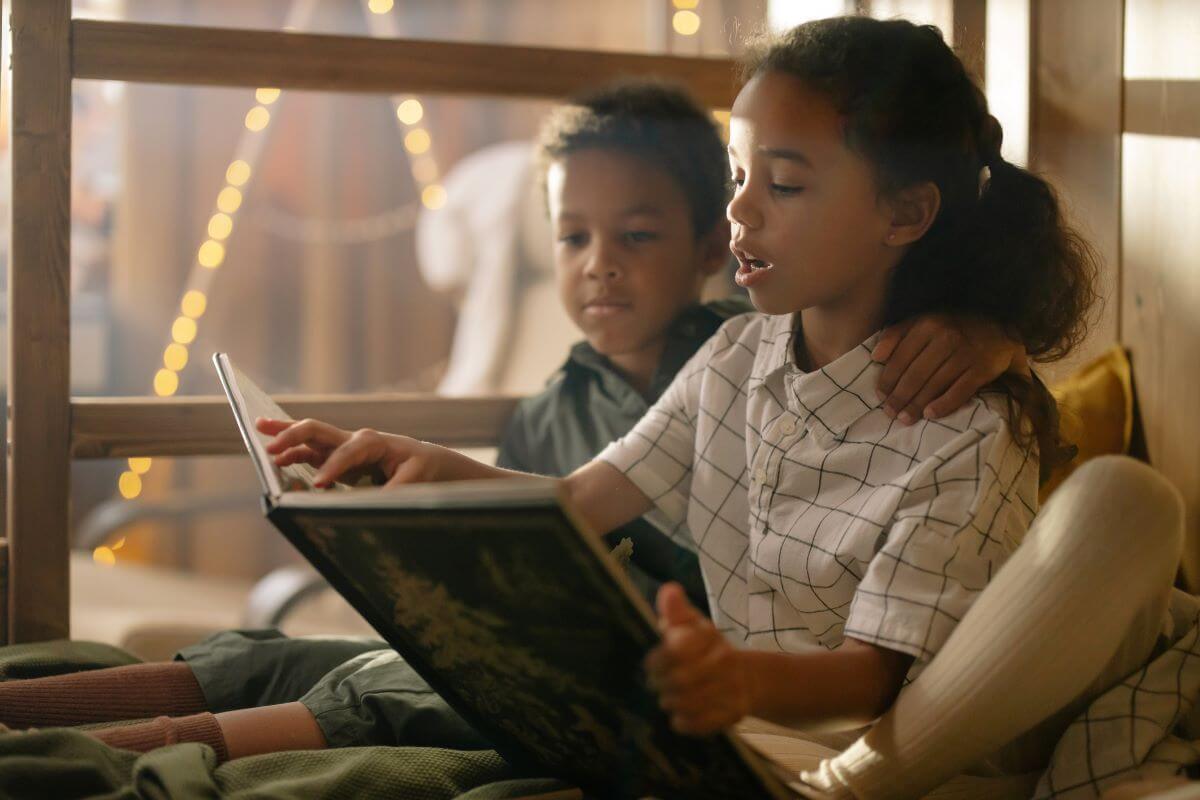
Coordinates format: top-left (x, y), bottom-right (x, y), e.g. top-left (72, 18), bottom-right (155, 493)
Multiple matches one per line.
top-left (1029, 0), bottom-right (1124, 380)
top-left (7, 0), bottom-right (72, 643)
top-left (1120, 0), bottom-right (1200, 588)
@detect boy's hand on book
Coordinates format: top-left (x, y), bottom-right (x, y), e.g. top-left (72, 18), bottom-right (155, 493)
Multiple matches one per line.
top-left (873, 313), bottom-right (1027, 424)
top-left (256, 417), bottom-right (451, 488)
top-left (644, 582), bottom-right (753, 736)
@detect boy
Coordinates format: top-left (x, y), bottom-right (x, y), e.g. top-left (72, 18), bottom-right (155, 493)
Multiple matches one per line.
top-left (0, 81), bottom-right (1024, 761)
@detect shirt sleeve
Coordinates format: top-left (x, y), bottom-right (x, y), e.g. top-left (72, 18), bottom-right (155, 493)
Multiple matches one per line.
top-left (597, 345), bottom-right (710, 529)
top-left (844, 411), bottom-right (1037, 663)
top-left (494, 400), bottom-right (533, 472)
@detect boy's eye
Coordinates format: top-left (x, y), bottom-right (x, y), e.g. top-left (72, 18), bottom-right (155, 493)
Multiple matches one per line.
top-left (771, 183), bottom-right (804, 196)
top-left (558, 232), bottom-right (587, 247)
top-left (623, 231), bottom-right (659, 244)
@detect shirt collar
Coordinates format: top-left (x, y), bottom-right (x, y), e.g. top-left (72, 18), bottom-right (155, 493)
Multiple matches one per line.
top-left (751, 313), bottom-right (886, 443)
top-left (564, 302), bottom-right (726, 403)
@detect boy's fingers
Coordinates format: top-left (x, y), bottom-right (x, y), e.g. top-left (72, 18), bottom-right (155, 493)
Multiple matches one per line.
top-left (656, 582), bottom-right (702, 628)
top-left (924, 371), bottom-right (988, 419)
top-left (875, 326), bottom-right (933, 403)
top-left (872, 320), bottom-right (912, 365)
top-left (885, 345), bottom-right (953, 422)
top-left (901, 357), bottom-right (972, 422)
top-left (655, 641), bottom-right (728, 694)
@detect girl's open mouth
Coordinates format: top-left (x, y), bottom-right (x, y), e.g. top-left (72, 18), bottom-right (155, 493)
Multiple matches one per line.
top-left (735, 256), bottom-right (774, 287)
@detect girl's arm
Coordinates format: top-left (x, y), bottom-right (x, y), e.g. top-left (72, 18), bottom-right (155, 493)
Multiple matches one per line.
top-left (646, 583), bottom-right (912, 735)
top-left (255, 417), bottom-right (653, 539)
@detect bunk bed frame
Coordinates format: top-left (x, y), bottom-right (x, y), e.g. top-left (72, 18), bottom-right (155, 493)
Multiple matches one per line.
top-left (5, 0), bottom-right (1196, 647)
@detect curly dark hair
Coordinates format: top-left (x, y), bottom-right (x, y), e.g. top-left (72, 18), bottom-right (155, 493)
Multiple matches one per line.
top-left (743, 16), bottom-right (1100, 471)
top-left (535, 80), bottom-right (729, 238)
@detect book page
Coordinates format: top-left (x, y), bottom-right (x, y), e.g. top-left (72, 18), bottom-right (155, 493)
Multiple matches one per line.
top-left (215, 353), bottom-right (349, 497)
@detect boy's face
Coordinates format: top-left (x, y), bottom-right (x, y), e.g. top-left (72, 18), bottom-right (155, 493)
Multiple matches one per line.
top-left (547, 149), bottom-right (722, 367)
top-left (726, 70), bottom-right (896, 318)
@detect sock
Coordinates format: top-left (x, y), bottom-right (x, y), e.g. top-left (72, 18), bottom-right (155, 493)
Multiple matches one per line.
top-left (86, 713), bottom-right (230, 762)
top-left (0, 662), bottom-right (208, 728)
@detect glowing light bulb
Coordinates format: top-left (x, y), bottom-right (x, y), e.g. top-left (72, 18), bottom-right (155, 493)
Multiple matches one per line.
top-left (411, 156), bottom-right (439, 185)
top-left (368, 0), bottom-right (394, 13)
top-left (118, 471), bottom-right (143, 499)
top-left (181, 290), bottom-right (208, 319)
top-left (255, 87), bottom-right (281, 105)
top-left (421, 184), bottom-right (447, 210)
top-left (93, 546), bottom-right (117, 565)
top-left (245, 106), bottom-right (270, 132)
top-left (226, 160), bottom-right (251, 187)
top-left (673, 0), bottom-right (699, 7)
top-left (396, 98), bottom-right (424, 125)
top-left (154, 369), bottom-right (179, 397)
top-left (217, 187), bottom-right (243, 214)
top-left (404, 129), bottom-right (432, 155)
top-left (673, 10), bottom-right (701, 35)
top-left (198, 240), bottom-right (226, 269)
top-left (164, 343), bottom-right (189, 371)
top-left (171, 316), bottom-right (198, 345)
top-left (208, 212), bottom-right (233, 240)
top-left (128, 457), bottom-right (152, 474)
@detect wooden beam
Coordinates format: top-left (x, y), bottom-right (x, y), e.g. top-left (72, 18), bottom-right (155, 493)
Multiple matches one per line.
top-left (952, 0), bottom-right (987, 85)
top-left (70, 395), bottom-right (522, 459)
top-left (1029, 0), bottom-right (1124, 381)
top-left (1124, 80), bottom-right (1200, 140)
top-left (7, 0), bottom-right (72, 643)
top-left (71, 20), bottom-right (740, 107)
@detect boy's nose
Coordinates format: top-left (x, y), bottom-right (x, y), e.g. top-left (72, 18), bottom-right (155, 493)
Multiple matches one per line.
top-left (583, 245), bottom-right (623, 280)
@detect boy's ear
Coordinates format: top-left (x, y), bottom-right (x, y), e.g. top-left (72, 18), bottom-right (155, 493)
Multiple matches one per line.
top-left (697, 219), bottom-right (732, 276)
top-left (884, 182), bottom-right (940, 247)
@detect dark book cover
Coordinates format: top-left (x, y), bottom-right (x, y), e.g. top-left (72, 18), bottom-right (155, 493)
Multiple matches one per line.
top-left (216, 353), bottom-right (795, 799)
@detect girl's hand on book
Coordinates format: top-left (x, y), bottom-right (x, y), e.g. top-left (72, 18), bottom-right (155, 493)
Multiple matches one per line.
top-left (873, 313), bottom-right (1027, 424)
top-left (256, 417), bottom-right (457, 488)
top-left (644, 582), bottom-right (753, 736)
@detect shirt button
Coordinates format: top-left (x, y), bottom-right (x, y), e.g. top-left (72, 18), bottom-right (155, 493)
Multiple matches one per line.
top-left (752, 467), bottom-right (767, 485)
top-left (779, 418), bottom-right (797, 435)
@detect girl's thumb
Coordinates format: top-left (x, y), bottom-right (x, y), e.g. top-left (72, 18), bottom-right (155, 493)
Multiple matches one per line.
top-left (657, 582), bottom-right (699, 628)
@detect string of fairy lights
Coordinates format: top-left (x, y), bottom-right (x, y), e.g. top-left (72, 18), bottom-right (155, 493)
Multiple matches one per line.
top-left (95, 0), bottom-right (445, 566)
top-left (96, 0), bottom-right (706, 566)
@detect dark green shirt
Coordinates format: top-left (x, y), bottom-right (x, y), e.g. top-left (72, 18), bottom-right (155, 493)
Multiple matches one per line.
top-left (495, 296), bottom-right (754, 611)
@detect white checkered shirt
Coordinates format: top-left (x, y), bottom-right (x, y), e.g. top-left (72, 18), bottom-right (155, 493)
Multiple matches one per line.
top-left (599, 312), bottom-right (1039, 672)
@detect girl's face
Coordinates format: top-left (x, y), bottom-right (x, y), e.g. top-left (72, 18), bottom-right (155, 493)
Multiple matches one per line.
top-left (547, 149), bottom-right (723, 375)
top-left (727, 70), bottom-right (897, 318)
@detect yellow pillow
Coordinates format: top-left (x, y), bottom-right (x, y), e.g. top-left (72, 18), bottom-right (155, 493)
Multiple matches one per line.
top-left (1039, 345), bottom-right (1134, 502)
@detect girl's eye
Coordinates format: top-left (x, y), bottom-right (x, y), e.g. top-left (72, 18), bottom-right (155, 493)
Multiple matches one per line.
top-left (558, 233), bottom-right (587, 247)
top-left (624, 231), bottom-right (659, 244)
top-left (771, 183), bottom-right (804, 196)
top-left (732, 176), bottom-right (746, 187)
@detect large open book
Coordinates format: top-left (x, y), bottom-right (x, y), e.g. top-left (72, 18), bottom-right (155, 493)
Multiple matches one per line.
top-left (214, 353), bottom-right (806, 799)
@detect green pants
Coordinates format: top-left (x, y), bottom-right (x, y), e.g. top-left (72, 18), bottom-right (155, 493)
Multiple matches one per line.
top-left (177, 629), bottom-right (489, 750)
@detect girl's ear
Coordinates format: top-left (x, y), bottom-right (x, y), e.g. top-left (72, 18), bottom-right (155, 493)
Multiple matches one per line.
top-left (885, 182), bottom-right (941, 247)
top-left (697, 219), bottom-right (732, 276)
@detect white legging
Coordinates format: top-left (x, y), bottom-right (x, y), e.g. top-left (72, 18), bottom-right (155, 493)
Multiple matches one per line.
top-left (774, 455), bottom-right (1185, 799)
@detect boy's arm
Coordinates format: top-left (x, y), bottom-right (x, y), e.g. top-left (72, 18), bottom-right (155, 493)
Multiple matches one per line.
top-left (874, 314), bottom-right (1027, 423)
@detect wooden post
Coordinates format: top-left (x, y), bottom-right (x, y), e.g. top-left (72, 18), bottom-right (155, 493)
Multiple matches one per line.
top-left (7, 0), bottom-right (72, 642)
top-left (1029, 0), bottom-right (1124, 379)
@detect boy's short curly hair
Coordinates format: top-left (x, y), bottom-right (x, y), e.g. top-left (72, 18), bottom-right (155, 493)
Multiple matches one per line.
top-left (535, 81), bottom-right (729, 238)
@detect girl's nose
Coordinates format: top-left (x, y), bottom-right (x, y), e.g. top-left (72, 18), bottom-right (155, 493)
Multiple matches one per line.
top-left (727, 187), bottom-right (762, 231)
